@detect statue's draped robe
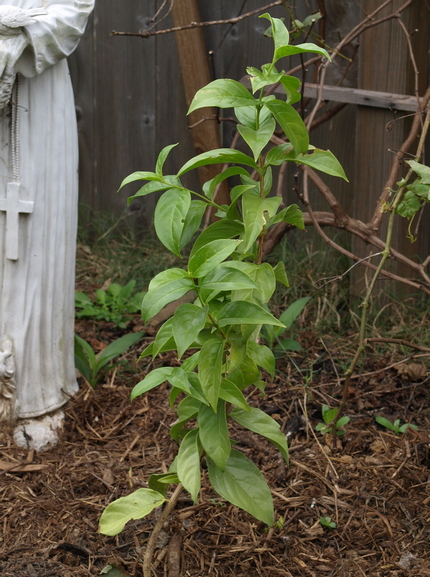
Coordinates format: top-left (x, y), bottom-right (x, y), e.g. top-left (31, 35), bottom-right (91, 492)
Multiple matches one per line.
top-left (0, 0), bottom-right (94, 418)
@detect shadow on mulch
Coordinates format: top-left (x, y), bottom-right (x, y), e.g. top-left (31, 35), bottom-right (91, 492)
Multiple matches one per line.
top-left (1, 327), bottom-right (430, 577)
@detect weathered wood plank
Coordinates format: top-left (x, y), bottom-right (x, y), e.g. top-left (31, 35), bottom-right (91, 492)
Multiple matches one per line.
top-left (242, 76), bottom-right (421, 112)
top-left (285, 83), bottom-right (419, 112)
top-left (352, 0), bottom-right (430, 295)
top-left (171, 0), bottom-right (230, 206)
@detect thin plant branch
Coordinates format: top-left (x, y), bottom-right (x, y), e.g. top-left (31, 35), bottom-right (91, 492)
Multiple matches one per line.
top-left (142, 484), bottom-right (183, 577)
top-left (334, 106), bottom-right (430, 426)
top-left (315, 253), bottom-right (383, 289)
top-left (371, 84), bottom-right (430, 229)
top-left (366, 337), bottom-right (430, 353)
top-left (111, 1), bottom-right (286, 38)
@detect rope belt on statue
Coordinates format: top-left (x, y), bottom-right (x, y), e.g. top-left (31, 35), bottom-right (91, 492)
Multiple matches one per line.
top-left (11, 74), bottom-right (20, 182)
top-left (0, 74), bottom-right (34, 261)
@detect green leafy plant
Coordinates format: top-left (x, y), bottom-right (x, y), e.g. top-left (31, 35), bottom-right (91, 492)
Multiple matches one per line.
top-left (74, 332), bottom-right (143, 388)
top-left (375, 415), bottom-right (418, 435)
top-left (75, 280), bottom-right (146, 328)
top-left (395, 160), bottom-right (430, 241)
top-left (319, 516), bottom-right (337, 529)
top-left (98, 13), bottom-right (346, 557)
top-left (316, 404), bottom-right (350, 436)
top-left (262, 296), bottom-right (311, 353)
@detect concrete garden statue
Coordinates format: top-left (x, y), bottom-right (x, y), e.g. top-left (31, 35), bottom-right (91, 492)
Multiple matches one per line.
top-left (0, 1), bottom-right (94, 451)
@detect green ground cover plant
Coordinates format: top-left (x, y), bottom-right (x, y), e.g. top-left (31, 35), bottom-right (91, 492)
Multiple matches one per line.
top-left (75, 280), bottom-right (146, 328)
top-left (98, 16), bottom-right (347, 567)
top-left (74, 332), bottom-right (144, 388)
top-left (316, 404), bottom-right (350, 436)
top-left (375, 415), bottom-right (418, 435)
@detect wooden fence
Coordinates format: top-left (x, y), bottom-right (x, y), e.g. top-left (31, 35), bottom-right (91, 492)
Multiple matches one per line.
top-left (69, 0), bottom-right (430, 290)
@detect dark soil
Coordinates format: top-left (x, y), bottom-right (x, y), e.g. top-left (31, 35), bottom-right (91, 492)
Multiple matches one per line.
top-left (1, 318), bottom-right (429, 577)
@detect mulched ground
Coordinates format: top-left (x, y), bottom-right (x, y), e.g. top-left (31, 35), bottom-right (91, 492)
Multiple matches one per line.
top-left (1, 319), bottom-right (429, 577)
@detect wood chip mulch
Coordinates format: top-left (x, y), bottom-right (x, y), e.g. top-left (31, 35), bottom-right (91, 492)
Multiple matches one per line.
top-left (1, 328), bottom-right (429, 577)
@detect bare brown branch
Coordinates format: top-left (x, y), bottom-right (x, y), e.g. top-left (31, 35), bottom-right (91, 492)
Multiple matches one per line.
top-left (111, 1), bottom-right (285, 38)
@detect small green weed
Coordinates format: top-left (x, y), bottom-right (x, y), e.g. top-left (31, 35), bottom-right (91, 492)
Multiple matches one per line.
top-left (74, 332), bottom-right (143, 388)
top-left (316, 404), bottom-right (350, 436)
top-left (75, 280), bottom-right (146, 328)
top-left (320, 516), bottom-right (337, 529)
top-left (375, 416), bottom-right (418, 435)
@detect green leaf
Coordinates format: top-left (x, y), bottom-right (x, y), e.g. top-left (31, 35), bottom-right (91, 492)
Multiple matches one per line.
top-left (190, 220), bottom-right (243, 258)
top-left (265, 100), bottom-right (309, 155)
top-left (375, 415), bottom-right (394, 431)
top-left (188, 239), bottom-right (242, 278)
top-left (225, 331), bottom-right (247, 373)
top-left (181, 351), bottom-right (200, 373)
top-left (283, 204), bottom-right (305, 229)
top-left (230, 407), bottom-right (289, 464)
top-left (75, 291), bottom-right (92, 306)
top-left (219, 378), bottom-right (250, 411)
top-left (151, 318), bottom-right (174, 358)
top-left (129, 175), bottom-right (182, 200)
top-left (406, 160), bottom-right (430, 184)
top-left (217, 301), bottom-right (284, 327)
top-left (198, 401), bottom-right (231, 470)
top-left (237, 116), bottom-right (276, 161)
top-left (142, 269), bottom-right (194, 323)
top-left (148, 472), bottom-right (180, 497)
top-left (154, 188), bottom-right (191, 257)
top-left (235, 102), bottom-right (273, 130)
top-left (198, 339), bottom-right (225, 411)
top-left (275, 338), bottom-right (302, 352)
top-left (322, 405), bottom-right (339, 424)
top-left (276, 297), bottom-right (311, 336)
top-left (229, 184), bottom-right (256, 204)
top-left (156, 143), bottom-right (178, 175)
top-left (336, 416), bottom-right (350, 428)
top-left (265, 143), bottom-right (294, 166)
top-left (269, 204), bottom-right (304, 230)
top-left (246, 341), bottom-right (275, 378)
top-left (118, 171), bottom-right (162, 190)
top-left (188, 79), bottom-right (257, 113)
top-left (289, 148), bottom-right (348, 180)
top-left (260, 14), bottom-right (290, 60)
top-left (180, 200), bottom-right (207, 249)
top-left (177, 429), bottom-right (201, 503)
top-left (203, 166), bottom-right (250, 200)
top-left (207, 448), bottom-right (274, 525)
top-left (74, 335), bottom-right (95, 384)
top-left (98, 489), bottom-right (166, 536)
top-left (242, 192), bottom-right (282, 252)
top-left (246, 65), bottom-right (285, 94)
top-left (228, 356), bottom-right (260, 390)
top-left (187, 373), bottom-right (210, 405)
top-left (170, 397), bottom-right (201, 442)
top-left (232, 262), bottom-right (276, 305)
top-left (178, 149), bottom-right (257, 176)
top-left (172, 304), bottom-right (208, 358)
top-left (279, 75), bottom-right (301, 105)
top-left (199, 267), bottom-right (258, 302)
top-left (131, 367), bottom-right (175, 400)
top-left (302, 12), bottom-right (322, 27)
top-left (273, 261), bottom-right (289, 287)
top-left (97, 331), bottom-right (144, 370)
top-left (100, 564), bottom-right (132, 577)
top-left (275, 41), bottom-right (330, 62)
top-left (396, 189), bottom-right (422, 218)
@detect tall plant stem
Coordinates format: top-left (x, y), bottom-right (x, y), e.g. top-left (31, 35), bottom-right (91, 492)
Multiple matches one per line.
top-left (334, 107), bottom-right (430, 426)
top-left (142, 484), bottom-right (183, 577)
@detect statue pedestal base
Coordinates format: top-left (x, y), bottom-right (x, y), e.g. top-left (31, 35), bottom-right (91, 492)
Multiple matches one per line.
top-left (13, 410), bottom-right (64, 452)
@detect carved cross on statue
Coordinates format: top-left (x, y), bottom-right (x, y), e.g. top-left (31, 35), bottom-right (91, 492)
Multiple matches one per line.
top-left (0, 181), bottom-right (34, 261)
